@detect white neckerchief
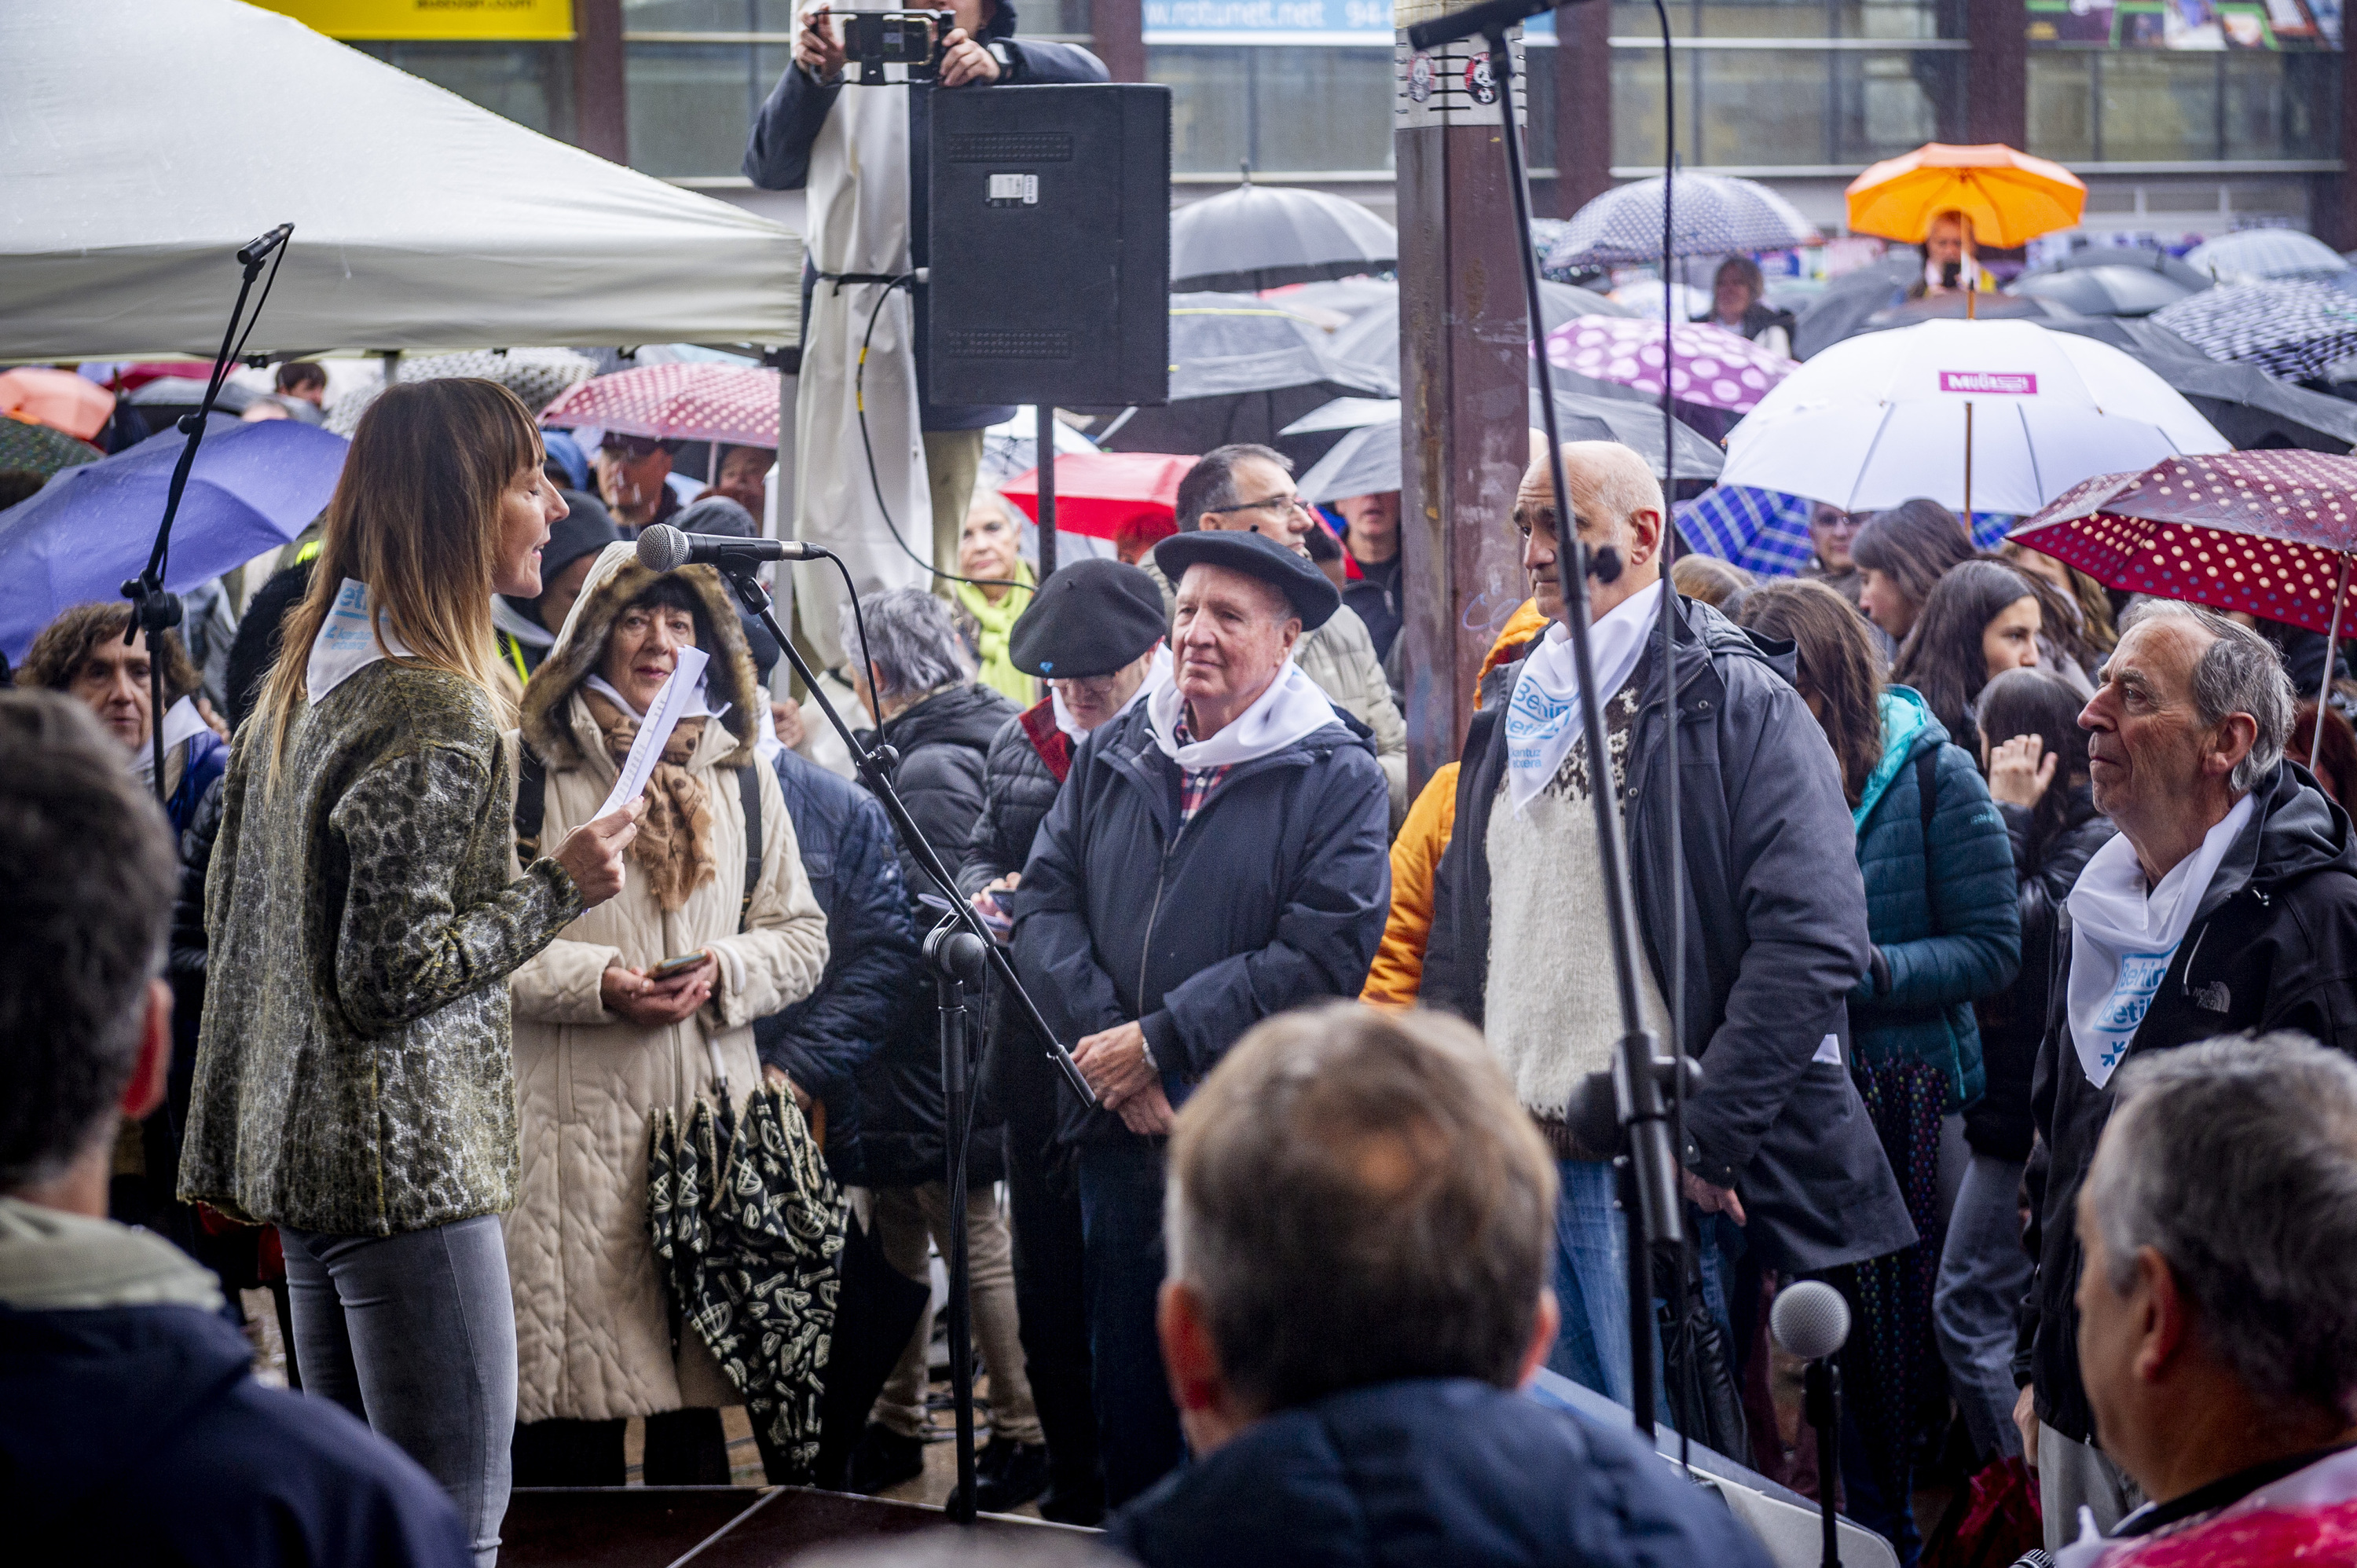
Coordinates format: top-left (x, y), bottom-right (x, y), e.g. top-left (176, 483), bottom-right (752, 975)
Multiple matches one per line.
top-left (1054, 645), bottom-right (1171, 742)
top-left (128, 696), bottom-right (210, 787)
top-left (306, 579), bottom-right (414, 705)
top-left (1502, 578), bottom-right (1665, 815)
top-left (584, 671), bottom-right (728, 725)
top-left (2066, 792), bottom-right (2254, 1089)
top-left (1147, 658), bottom-right (1336, 769)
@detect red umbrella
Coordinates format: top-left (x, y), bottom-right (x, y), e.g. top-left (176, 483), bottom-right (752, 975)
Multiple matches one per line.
top-left (1002, 452), bottom-right (1193, 543)
top-left (2011, 449), bottom-right (2357, 767)
top-left (0, 368), bottom-right (115, 442)
top-left (537, 362), bottom-right (782, 447)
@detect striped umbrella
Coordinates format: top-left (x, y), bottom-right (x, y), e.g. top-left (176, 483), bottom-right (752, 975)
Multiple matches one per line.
top-left (2182, 229), bottom-right (2350, 285)
top-left (1541, 317), bottom-right (1794, 412)
top-left (538, 361), bottom-right (784, 448)
top-left (1545, 173), bottom-right (1819, 269)
top-left (2150, 280), bottom-right (2357, 382)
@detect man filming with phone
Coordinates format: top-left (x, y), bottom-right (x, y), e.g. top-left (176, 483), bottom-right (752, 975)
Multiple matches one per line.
top-left (744, 2), bottom-right (1105, 666)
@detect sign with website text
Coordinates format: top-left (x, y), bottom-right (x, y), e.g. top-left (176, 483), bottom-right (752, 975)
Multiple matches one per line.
top-left (1145, 0), bottom-right (1392, 43)
top-left (247, 0), bottom-right (574, 41)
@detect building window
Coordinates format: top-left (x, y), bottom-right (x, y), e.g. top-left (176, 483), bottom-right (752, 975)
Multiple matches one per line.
top-left (1610, 0), bottom-right (1963, 42)
top-left (1147, 46), bottom-right (1395, 175)
top-left (2025, 50), bottom-right (2339, 163)
top-left (625, 42), bottom-right (795, 177)
top-left (1610, 46), bottom-right (1959, 167)
top-left (352, 41), bottom-right (577, 141)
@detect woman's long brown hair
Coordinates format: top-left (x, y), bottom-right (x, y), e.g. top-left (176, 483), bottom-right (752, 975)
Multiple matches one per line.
top-left (1736, 577), bottom-right (1886, 808)
top-left (259, 378), bottom-right (543, 778)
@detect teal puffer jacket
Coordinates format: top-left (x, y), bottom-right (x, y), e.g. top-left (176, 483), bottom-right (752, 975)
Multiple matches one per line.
top-left (1846, 686), bottom-right (2021, 1111)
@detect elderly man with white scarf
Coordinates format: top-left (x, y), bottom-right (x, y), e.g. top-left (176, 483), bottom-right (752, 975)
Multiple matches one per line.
top-left (1010, 529), bottom-right (1391, 1510)
top-left (2015, 598), bottom-right (2357, 1554)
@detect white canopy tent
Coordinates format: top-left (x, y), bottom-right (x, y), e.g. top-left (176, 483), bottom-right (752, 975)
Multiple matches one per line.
top-left (0, 0), bottom-right (801, 360)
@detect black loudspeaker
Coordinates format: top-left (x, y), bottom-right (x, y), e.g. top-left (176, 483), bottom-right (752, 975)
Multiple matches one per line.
top-left (926, 82), bottom-right (1171, 408)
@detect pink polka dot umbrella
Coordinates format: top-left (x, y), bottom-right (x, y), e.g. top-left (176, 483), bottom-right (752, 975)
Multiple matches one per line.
top-left (539, 361), bottom-right (783, 448)
top-left (1540, 317), bottom-right (1794, 413)
top-left (2012, 449), bottom-right (2357, 766)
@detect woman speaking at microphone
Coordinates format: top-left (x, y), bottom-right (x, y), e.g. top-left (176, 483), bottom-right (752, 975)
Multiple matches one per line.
top-left (181, 379), bottom-right (639, 1566)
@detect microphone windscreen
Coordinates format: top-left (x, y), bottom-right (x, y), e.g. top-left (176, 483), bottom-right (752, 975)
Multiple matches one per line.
top-left (1563, 1070), bottom-right (1621, 1157)
top-left (1770, 1279), bottom-right (1851, 1361)
top-left (636, 524), bottom-right (691, 573)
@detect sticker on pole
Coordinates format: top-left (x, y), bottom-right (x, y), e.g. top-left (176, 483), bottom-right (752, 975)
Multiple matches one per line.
top-left (1407, 51), bottom-right (1434, 102)
top-left (986, 173), bottom-right (1039, 207)
top-left (1464, 54), bottom-right (1498, 104)
top-left (1939, 371), bottom-right (2038, 394)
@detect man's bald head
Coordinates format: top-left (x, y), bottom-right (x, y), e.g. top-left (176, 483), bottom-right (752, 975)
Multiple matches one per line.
top-left (1512, 440), bottom-right (1666, 626)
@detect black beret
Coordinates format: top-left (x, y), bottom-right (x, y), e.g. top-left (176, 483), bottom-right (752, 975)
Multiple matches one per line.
top-left (1009, 558), bottom-right (1169, 679)
top-left (1152, 529), bottom-right (1340, 632)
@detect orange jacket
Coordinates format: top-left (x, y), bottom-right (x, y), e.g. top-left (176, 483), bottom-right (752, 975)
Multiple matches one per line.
top-left (1359, 599), bottom-right (1545, 1007)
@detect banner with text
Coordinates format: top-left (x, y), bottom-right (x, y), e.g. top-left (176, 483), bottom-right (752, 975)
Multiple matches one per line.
top-left (247, 0), bottom-right (574, 41)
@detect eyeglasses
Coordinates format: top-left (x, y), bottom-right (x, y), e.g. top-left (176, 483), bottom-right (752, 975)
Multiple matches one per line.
top-left (1209, 493), bottom-right (1311, 518)
top-left (599, 434), bottom-right (666, 460)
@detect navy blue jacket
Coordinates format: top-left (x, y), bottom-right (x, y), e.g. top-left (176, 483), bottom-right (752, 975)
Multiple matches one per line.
top-left (754, 746), bottom-right (922, 1187)
top-left (167, 727), bottom-right (229, 837)
top-left (1011, 699), bottom-right (1391, 1145)
top-left (740, 2), bottom-right (1109, 430)
top-left (0, 1301), bottom-right (468, 1567)
top-left (1105, 1379), bottom-right (1775, 1568)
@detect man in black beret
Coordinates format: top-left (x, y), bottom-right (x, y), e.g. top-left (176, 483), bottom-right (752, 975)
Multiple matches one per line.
top-left (954, 556), bottom-right (1171, 1521)
top-left (1008, 529), bottom-right (1391, 1508)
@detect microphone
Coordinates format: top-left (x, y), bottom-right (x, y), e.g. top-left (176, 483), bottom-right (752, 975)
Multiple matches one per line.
top-left (1404, 0), bottom-right (1591, 50)
top-left (636, 523), bottom-right (830, 573)
top-left (1771, 1280), bottom-right (1852, 1568)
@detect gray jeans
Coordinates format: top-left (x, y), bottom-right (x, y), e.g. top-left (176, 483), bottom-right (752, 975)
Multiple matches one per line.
top-left (1934, 1153), bottom-right (2035, 1461)
top-left (280, 1215), bottom-right (517, 1568)
top-left (2039, 1420), bottom-right (2144, 1553)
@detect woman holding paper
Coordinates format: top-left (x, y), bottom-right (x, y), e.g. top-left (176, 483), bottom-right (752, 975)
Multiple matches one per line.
top-left (181, 379), bottom-right (640, 1566)
top-left (503, 544), bottom-right (830, 1486)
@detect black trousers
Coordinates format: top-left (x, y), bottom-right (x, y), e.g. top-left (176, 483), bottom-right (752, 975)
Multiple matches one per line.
top-left (511, 1409), bottom-right (731, 1487)
top-left (1006, 1109), bottom-right (1101, 1495)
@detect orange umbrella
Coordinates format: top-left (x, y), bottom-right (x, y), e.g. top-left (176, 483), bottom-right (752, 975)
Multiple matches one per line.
top-left (0, 368), bottom-right (116, 443)
top-left (1845, 143), bottom-right (2084, 251)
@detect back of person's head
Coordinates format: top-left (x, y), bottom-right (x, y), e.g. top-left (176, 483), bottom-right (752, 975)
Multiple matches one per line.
top-left (1850, 498), bottom-right (1974, 610)
top-left (1977, 665), bottom-right (2094, 848)
top-left (1175, 444), bottom-right (1290, 533)
top-left (1671, 552), bottom-right (1753, 607)
top-left (1736, 577), bottom-right (1885, 807)
top-left (1892, 558), bottom-right (2044, 744)
top-left (856, 588), bottom-right (973, 702)
top-left (2088, 1033), bottom-right (2357, 1424)
top-left (225, 561), bottom-right (317, 734)
top-left (1166, 1004), bottom-right (1557, 1412)
top-left (274, 361), bottom-right (327, 396)
top-left (2293, 701), bottom-right (2357, 809)
top-left (0, 692), bottom-right (178, 1193)
top-left (256, 378), bottom-right (541, 770)
top-left (16, 601), bottom-right (200, 705)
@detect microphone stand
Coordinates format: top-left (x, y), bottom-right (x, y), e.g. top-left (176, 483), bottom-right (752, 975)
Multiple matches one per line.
top-left (121, 223), bottom-right (292, 804)
top-left (925, 920), bottom-right (991, 1524)
top-left (1805, 1354), bottom-right (1844, 1567)
top-left (1403, 3), bottom-right (1686, 1440)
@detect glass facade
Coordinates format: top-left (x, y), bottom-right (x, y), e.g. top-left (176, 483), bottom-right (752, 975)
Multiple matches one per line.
top-left (1148, 46), bottom-right (1396, 174)
top-left (2026, 49), bottom-right (2338, 163)
top-left (352, 41), bottom-right (577, 141)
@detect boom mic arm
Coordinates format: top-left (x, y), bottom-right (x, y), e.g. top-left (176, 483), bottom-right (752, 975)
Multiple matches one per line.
top-left (1404, 0), bottom-right (1594, 51)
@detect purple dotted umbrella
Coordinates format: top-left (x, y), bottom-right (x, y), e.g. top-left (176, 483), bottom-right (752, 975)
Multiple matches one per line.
top-left (1541, 317), bottom-right (1794, 414)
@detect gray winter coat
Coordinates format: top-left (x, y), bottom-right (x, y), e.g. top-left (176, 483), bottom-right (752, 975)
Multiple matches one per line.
top-left (1424, 595), bottom-right (1916, 1274)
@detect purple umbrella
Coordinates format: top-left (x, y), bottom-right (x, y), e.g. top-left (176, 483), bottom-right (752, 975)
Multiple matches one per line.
top-left (0, 419), bottom-right (346, 661)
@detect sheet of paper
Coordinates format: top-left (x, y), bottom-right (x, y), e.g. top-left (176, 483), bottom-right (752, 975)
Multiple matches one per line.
top-left (596, 645), bottom-right (711, 819)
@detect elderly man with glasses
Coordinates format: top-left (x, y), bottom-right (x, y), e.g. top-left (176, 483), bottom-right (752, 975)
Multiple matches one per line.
top-left (1142, 444), bottom-right (1408, 826)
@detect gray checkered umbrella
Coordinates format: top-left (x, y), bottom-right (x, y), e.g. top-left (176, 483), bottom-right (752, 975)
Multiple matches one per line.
top-left (2150, 280), bottom-right (2357, 382)
top-left (1545, 174), bottom-right (1820, 269)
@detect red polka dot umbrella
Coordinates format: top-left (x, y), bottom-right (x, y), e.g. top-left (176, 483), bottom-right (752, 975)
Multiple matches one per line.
top-left (2011, 449), bottom-right (2357, 765)
top-left (1541, 317), bottom-right (1794, 413)
top-left (537, 361), bottom-right (783, 448)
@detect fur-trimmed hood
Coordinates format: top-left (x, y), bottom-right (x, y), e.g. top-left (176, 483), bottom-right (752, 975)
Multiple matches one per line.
top-left (518, 542), bottom-right (761, 770)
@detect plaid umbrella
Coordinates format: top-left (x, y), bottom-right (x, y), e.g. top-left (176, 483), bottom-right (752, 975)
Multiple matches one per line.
top-left (2150, 280), bottom-right (2357, 382)
top-left (0, 415), bottom-right (103, 477)
top-left (647, 1082), bottom-right (844, 1483)
top-left (1541, 317), bottom-right (1794, 412)
top-left (1545, 173), bottom-right (1819, 269)
top-left (1679, 486), bottom-right (2014, 577)
top-left (539, 361), bottom-right (783, 448)
top-left (2182, 229), bottom-right (2351, 285)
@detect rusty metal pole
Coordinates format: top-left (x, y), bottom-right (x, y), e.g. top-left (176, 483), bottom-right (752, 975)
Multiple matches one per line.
top-left (1395, 2), bottom-right (1541, 793)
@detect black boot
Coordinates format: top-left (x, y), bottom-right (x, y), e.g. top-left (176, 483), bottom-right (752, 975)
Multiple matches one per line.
top-left (973, 1435), bottom-right (1052, 1513)
top-left (847, 1422), bottom-right (926, 1495)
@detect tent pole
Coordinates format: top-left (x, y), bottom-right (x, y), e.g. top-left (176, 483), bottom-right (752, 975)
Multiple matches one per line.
top-left (2317, 555), bottom-right (2351, 772)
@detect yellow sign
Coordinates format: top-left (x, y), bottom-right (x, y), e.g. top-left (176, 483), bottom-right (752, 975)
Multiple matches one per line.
top-left (248, 0), bottom-right (574, 42)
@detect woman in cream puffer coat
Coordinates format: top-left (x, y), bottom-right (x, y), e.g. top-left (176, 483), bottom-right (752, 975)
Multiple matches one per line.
top-left (504, 544), bottom-right (830, 1484)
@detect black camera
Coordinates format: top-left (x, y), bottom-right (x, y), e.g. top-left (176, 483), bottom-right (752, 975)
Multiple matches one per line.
top-left (838, 9), bottom-right (954, 84)
top-left (1940, 258), bottom-right (1962, 290)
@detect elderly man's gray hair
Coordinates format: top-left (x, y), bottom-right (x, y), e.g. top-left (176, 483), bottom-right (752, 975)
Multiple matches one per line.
top-left (855, 588), bottom-right (973, 702)
top-left (2088, 1032), bottom-right (2357, 1420)
top-left (2118, 598), bottom-right (2295, 794)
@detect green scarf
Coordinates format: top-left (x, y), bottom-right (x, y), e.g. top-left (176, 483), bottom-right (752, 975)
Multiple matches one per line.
top-left (955, 561), bottom-right (1037, 707)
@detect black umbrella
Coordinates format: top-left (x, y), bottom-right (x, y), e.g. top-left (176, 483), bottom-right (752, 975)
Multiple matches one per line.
top-left (647, 1083), bottom-right (845, 1483)
top-left (2050, 316), bottom-right (2357, 454)
top-left (2151, 279), bottom-right (2357, 381)
top-left (1294, 391), bottom-right (1723, 503)
top-left (1326, 280), bottom-right (1628, 388)
top-left (1791, 255), bottom-right (1924, 359)
top-left (1091, 291), bottom-right (1395, 453)
top-left (1545, 173), bottom-right (1820, 269)
top-left (1170, 174), bottom-right (1398, 294)
top-left (2019, 242), bottom-right (2211, 291)
top-left (2009, 264), bottom-right (2195, 318)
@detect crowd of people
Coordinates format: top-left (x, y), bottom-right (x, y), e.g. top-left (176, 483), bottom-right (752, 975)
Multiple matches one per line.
top-left (6, 367), bottom-right (2357, 1568)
